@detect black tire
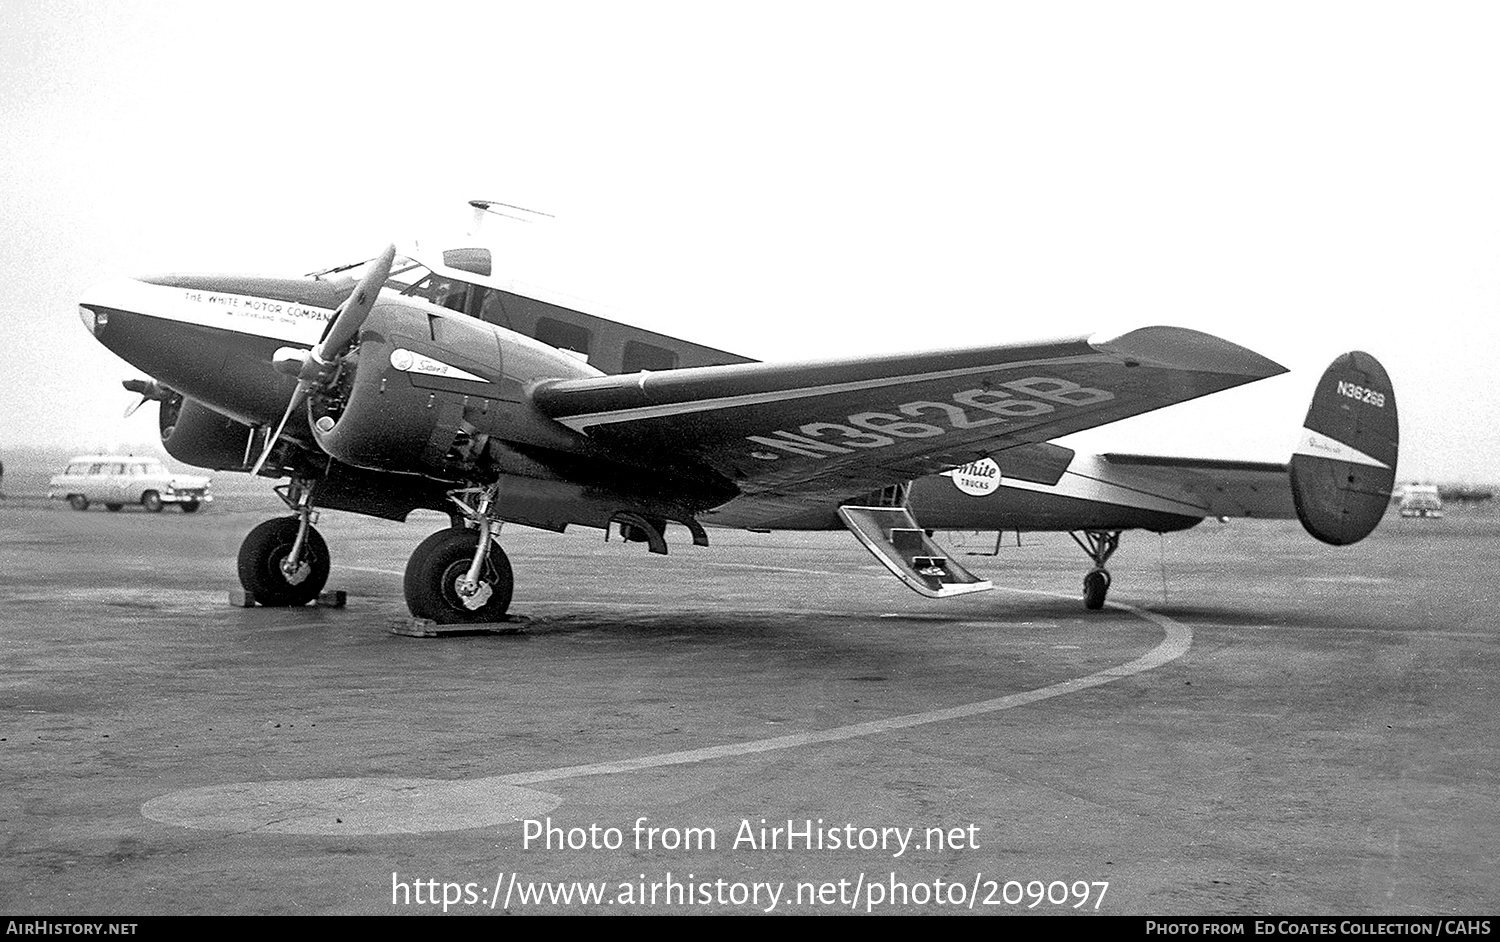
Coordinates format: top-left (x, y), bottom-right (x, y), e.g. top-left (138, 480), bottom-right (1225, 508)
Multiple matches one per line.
top-left (180, 501), bottom-right (201, 513)
top-left (141, 491), bottom-right (164, 513)
top-left (1083, 569), bottom-right (1110, 610)
top-left (105, 503), bottom-right (123, 512)
top-left (68, 494), bottom-right (89, 511)
top-left (403, 528), bottom-right (513, 624)
top-left (237, 516), bottom-right (330, 607)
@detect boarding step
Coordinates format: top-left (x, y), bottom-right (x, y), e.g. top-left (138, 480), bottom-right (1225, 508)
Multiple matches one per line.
top-left (837, 505), bottom-right (992, 598)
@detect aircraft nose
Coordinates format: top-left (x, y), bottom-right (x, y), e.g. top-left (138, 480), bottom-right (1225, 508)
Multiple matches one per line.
top-left (78, 276), bottom-right (153, 335)
top-left (78, 276), bottom-right (134, 336)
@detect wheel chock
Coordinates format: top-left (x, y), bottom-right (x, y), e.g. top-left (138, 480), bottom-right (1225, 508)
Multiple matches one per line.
top-left (227, 589), bottom-right (348, 608)
top-left (316, 590), bottom-right (347, 608)
top-left (389, 615), bottom-right (528, 638)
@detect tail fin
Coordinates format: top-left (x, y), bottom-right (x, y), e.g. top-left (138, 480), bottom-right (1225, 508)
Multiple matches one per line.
top-left (1289, 351), bottom-right (1399, 545)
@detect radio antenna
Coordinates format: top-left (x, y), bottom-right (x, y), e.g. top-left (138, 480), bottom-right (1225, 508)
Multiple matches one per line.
top-left (469, 199), bottom-right (555, 227)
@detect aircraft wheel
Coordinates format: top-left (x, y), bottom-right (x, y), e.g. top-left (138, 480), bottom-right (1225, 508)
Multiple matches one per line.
top-left (68, 495), bottom-right (89, 511)
top-left (1083, 569), bottom-right (1110, 610)
top-left (237, 516), bottom-right (330, 607)
top-left (181, 501), bottom-right (201, 513)
top-left (404, 528), bottom-right (513, 624)
top-left (141, 491), bottom-right (164, 513)
top-left (106, 503), bottom-right (123, 512)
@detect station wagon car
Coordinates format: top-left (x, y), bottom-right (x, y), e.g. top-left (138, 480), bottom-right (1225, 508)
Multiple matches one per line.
top-left (1398, 483), bottom-right (1444, 519)
top-left (48, 455), bottom-right (212, 512)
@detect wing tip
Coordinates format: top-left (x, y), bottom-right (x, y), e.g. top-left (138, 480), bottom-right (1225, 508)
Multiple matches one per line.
top-left (1089, 326), bottom-right (1287, 378)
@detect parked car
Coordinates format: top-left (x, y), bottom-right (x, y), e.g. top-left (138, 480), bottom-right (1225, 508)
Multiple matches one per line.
top-left (1398, 483), bottom-right (1444, 519)
top-left (48, 455), bottom-right (212, 512)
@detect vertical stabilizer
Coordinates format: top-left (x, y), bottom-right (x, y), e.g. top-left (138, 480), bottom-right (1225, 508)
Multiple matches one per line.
top-left (1289, 351), bottom-right (1398, 545)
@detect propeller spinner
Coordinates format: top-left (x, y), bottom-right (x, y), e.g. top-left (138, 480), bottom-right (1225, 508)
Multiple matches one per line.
top-left (250, 245), bottom-right (398, 475)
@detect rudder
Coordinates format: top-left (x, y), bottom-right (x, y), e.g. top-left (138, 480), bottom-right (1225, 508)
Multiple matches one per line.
top-left (1289, 351), bottom-right (1399, 545)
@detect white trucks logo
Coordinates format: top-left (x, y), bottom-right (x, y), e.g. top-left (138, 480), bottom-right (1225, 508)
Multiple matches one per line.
top-left (943, 458), bottom-right (1003, 496)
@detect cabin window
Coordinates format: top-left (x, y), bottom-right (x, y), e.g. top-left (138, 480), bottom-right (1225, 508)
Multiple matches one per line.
top-left (535, 317), bottom-right (592, 360)
top-left (475, 287), bottom-right (512, 328)
top-left (622, 340), bottom-right (678, 373)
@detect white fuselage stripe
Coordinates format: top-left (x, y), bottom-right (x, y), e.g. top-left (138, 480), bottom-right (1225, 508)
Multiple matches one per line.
top-left (81, 278), bottom-right (335, 345)
top-left (993, 466), bottom-right (1217, 516)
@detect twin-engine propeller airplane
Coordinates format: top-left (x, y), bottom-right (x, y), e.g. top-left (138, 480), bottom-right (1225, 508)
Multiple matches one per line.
top-left (78, 235), bottom-right (1397, 622)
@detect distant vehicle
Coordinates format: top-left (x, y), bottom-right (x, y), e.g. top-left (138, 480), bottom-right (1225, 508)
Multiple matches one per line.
top-left (1398, 484), bottom-right (1443, 518)
top-left (1438, 485), bottom-right (1493, 504)
top-left (48, 456), bottom-right (212, 513)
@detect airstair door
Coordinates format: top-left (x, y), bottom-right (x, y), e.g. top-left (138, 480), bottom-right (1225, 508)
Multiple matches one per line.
top-left (837, 505), bottom-right (992, 598)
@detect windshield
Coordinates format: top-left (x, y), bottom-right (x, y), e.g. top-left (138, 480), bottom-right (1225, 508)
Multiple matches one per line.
top-left (311, 255), bottom-right (430, 290)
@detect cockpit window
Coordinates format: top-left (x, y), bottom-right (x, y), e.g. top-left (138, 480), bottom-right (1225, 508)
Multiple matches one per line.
top-left (383, 257), bottom-right (428, 289)
top-left (313, 255), bottom-right (430, 290)
top-left (400, 273), bottom-right (470, 313)
top-left (323, 252), bottom-right (475, 314)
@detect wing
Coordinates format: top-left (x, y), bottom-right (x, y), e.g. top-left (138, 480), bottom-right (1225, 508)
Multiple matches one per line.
top-left (531, 326), bottom-right (1286, 527)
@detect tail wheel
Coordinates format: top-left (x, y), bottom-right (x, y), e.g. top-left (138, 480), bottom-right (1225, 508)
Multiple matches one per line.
top-left (68, 495), bottom-right (89, 511)
top-left (181, 501), bottom-right (201, 513)
top-left (141, 491), bottom-right (164, 513)
top-left (1083, 569), bottom-right (1110, 610)
top-left (237, 516), bottom-right (330, 607)
top-left (404, 528), bottom-right (513, 624)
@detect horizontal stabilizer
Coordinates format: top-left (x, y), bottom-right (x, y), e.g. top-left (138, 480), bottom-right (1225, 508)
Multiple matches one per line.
top-left (1289, 351), bottom-right (1398, 545)
top-left (838, 505), bottom-right (992, 598)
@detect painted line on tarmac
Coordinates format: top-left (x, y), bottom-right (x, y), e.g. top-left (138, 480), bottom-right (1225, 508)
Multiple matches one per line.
top-left (345, 562), bottom-right (868, 579)
top-left (700, 561), bottom-right (863, 577)
top-left (335, 564), bottom-right (944, 617)
top-left (337, 565), bottom-right (406, 576)
top-left (140, 588), bottom-right (1192, 835)
top-left (497, 591), bottom-right (1188, 787)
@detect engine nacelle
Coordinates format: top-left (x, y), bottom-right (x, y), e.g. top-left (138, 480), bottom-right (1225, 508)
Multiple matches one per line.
top-left (308, 301), bottom-right (597, 479)
top-left (161, 395), bottom-right (257, 471)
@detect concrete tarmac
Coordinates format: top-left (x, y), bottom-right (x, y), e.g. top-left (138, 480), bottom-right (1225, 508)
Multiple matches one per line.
top-left (1, 494), bottom-right (1496, 915)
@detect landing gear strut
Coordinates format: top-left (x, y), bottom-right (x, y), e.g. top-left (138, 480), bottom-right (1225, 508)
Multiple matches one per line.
top-left (1069, 529), bottom-right (1121, 610)
top-left (404, 483), bottom-right (513, 624)
top-left (236, 480), bottom-right (330, 606)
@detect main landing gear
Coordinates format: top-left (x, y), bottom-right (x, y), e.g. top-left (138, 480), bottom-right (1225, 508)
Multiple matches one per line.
top-left (1069, 529), bottom-right (1121, 610)
top-left (235, 479), bottom-right (514, 623)
top-left (237, 480), bottom-right (330, 607)
top-left (403, 483), bottom-right (513, 624)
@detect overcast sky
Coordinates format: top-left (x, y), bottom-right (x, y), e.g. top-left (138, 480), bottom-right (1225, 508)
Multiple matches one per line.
top-left (3, 1), bottom-right (1497, 482)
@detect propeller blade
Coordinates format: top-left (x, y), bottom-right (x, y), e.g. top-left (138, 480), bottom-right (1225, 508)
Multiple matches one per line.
top-left (122, 378), bottom-right (170, 417)
top-left (247, 244), bottom-right (395, 477)
top-left (249, 386), bottom-right (308, 476)
top-left (317, 244), bottom-right (396, 358)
